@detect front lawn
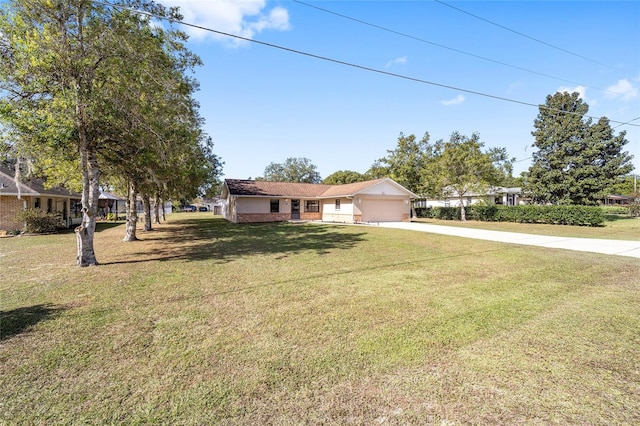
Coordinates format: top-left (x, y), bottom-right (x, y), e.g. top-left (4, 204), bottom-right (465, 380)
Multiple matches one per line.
top-left (1, 214), bottom-right (638, 424)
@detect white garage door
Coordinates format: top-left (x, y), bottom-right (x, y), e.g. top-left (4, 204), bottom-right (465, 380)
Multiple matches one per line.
top-left (361, 200), bottom-right (404, 222)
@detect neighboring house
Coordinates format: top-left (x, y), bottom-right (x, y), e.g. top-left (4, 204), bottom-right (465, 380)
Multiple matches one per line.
top-left (0, 167), bottom-right (82, 232)
top-left (203, 197), bottom-right (225, 215)
top-left (221, 178), bottom-right (417, 224)
top-left (99, 192), bottom-right (173, 219)
top-left (415, 187), bottom-right (526, 209)
top-left (99, 192), bottom-right (127, 219)
top-left (604, 194), bottom-right (633, 206)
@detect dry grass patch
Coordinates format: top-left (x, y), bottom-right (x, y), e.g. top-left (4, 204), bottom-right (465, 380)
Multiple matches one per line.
top-left (1, 213), bottom-right (638, 424)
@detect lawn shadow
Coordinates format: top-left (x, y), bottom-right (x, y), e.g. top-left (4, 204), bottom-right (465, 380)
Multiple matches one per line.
top-left (105, 217), bottom-right (369, 265)
top-left (604, 214), bottom-right (635, 223)
top-left (95, 221), bottom-right (126, 232)
top-left (0, 304), bottom-right (66, 341)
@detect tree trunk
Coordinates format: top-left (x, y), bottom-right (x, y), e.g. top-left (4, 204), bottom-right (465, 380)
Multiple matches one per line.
top-left (123, 180), bottom-right (138, 242)
top-left (459, 196), bottom-right (467, 221)
top-left (161, 198), bottom-right (166, 222)
top-left (153, 193), bottom-right (161, 224)
top-left (75, 107), bottom-right (99, 267)
top-left (142, 193), bottom-right (152, 231)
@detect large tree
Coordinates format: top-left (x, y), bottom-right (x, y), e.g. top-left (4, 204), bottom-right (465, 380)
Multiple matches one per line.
top-left (0, 0), bottom-right (210, 263)
top-left (262, 157), bottom-right (321, 183)
top-left (527, 92), bottom-right (634, 205)
top-left (426, 132), bottom-right (501, 221)
top-left (374, 132), bottom-right (434, 194)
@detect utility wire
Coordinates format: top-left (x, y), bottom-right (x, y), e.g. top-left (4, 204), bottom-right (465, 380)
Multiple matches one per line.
top-left (293, 0), bottom-right (609, 94)
top-left (613, 116), bottom-right (640, 129)
top-left (93, 1), bottom-right (639, 128)
top-left (434, 0), bottom-right (612, 68)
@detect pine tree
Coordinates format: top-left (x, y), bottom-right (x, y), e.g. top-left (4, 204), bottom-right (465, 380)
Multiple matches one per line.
top-left (527, 92), bottom-right (634, 205)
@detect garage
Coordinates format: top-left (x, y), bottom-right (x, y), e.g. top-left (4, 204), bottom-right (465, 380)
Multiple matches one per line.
top-left (360, 199), bottom-right (406, 222)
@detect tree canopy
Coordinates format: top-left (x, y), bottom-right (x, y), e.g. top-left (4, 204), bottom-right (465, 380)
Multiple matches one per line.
top-left (369, 130), bottom-right (512, 220)
top-left (322, 170), bottom-right (368, 185)
top-left (426, 132), bottom-right (501, 221)
top-left (526, 92), bottom-right (634, 205)
top-left (0, 0), bottom-right (219, 264)
top-left (373, 132), bottom-right (433, 194)
top-left (262, 157), bottom-right (321, 183)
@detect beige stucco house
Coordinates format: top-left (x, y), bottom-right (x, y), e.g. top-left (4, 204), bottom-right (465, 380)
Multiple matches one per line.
top-left (0, 167), bottom-right (82, 232)
top-left (221, 178), bottom-right (417, 224)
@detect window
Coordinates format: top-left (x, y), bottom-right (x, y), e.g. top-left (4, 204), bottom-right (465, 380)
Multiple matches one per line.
top-left (335, 199), bottom-right (340, 211)
top-left (35, 198), bottom-right (41, 209)
top-left (47, 198), bottom-right (53, 213)
top-left (305, 200), bottom-right (319, 212)
top-left (270, 199), bottom-right (279, 213)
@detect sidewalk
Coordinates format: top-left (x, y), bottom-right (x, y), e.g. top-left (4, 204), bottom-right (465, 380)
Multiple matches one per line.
top-left (377, 222), bottom-right (640, 259)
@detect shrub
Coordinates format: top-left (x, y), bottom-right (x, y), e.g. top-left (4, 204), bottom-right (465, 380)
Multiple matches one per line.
top-left (496, 205), bottom-right (605, 226)
top-left (629, 203), bottom-right (640, 218)
top-left (431, 207), bottom-right (460, 220)
top-left (413, 207), bottom-right (432, 218)
top-left (414, 204), bottom-right (605, 226)
top-left (16, 208), bottom-right (65, 234)
top-left (602, 206), bottom-right (629, 216)
top-left (466, 205), bottom-right (498, 221)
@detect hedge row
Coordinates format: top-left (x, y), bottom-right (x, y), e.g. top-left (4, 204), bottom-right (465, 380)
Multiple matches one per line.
top-left (414, 205), bottom-right (606, 226)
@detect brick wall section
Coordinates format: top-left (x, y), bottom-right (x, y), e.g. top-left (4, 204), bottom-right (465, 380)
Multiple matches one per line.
top-left (300, 212), bottom-right (321, 221)
top-left (0, 196), bottom-right (25, 232)
top-left (237, 213), bottom-right (291, 223)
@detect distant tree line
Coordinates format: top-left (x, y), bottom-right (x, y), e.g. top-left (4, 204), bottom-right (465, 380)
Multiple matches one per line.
top-left (261, 91), bottom-right (635, 218)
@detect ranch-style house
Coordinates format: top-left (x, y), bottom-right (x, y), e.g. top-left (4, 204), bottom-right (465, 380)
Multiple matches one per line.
top-left (221, 178), bottom-right (417, 224)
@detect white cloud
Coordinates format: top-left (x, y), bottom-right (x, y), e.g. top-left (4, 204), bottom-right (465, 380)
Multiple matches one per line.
top-left (604, 79), bottom-right (638, 101)
top-left (385, 56), bottom-right (407, 68)
top-left (163, 0), bottom-right (290, 45)
top-left (558, 85), bottom-right (588, 101)
top-left (440, 95), bottom-right (465, 106)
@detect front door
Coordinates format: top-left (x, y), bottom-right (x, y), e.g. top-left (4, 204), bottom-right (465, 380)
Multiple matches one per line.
top-left (291, 199), bottom-right (300, 220)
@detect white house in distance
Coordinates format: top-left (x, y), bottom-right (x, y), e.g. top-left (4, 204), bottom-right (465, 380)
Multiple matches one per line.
top-left (414, 187), bottom-right (526, 208)
top-left (221, 178), bottom-right (417, 224)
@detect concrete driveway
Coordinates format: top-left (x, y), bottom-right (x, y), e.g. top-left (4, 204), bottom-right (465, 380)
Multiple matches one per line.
top-left (378, 222), bottom-right (640, 259)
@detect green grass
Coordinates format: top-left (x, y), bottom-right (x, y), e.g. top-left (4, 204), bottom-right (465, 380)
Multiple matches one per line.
top-left (414, 215), bottom-right (640, 240)
top-left (1, 213), bottom-right (639, 424)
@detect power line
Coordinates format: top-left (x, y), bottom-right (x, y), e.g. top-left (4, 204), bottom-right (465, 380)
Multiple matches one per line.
top-left (434, 0), bottom-right (612, 68)
top-left (292, 0), bottom-right (609, 93)
top-left (93, 1), bottom-right (640, 128)
top-left (613, 116), bottom-right (640, 129)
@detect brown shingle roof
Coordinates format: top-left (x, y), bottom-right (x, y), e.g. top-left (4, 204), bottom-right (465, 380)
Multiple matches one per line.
top-left (223, 178), bottom-right (404, 198)
top-left (318, 178), bottom-right (387, 197)
top-left (224, 179), bottom-right (330, 197)
top-left (0, 167), bottom-right (78, 197)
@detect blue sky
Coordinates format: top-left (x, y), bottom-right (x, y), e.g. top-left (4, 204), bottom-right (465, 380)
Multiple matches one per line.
top-left (162, 0), bottom-right (640, 181)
